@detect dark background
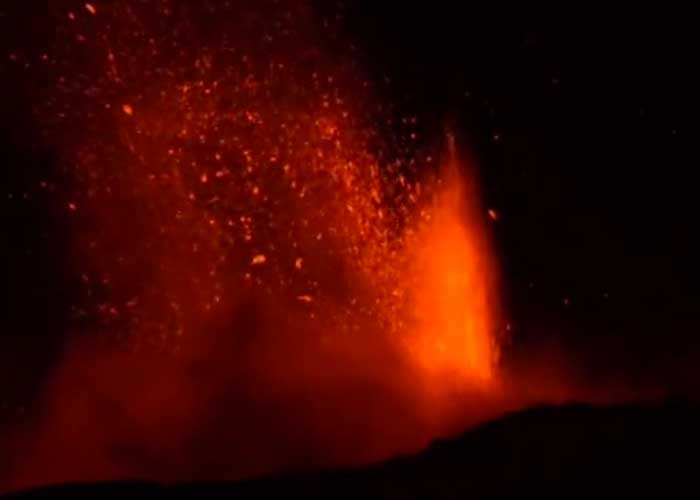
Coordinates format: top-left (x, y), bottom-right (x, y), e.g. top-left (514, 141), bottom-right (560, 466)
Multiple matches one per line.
top-left (331, 2), bottom-right (698, 395)
top-left (2, 1), bottom-right (698, 422)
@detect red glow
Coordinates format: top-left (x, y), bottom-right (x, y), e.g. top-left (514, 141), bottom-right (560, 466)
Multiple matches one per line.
top-left (406, 155), bottom-right (498, 384)
top-left (2, 1), bottom-right (510, 493)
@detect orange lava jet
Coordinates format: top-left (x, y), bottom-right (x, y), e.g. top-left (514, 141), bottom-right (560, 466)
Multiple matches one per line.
top-left (404, 137), bottom-right (499, 385)
top-left (2, 0), bottom-right (504, 492)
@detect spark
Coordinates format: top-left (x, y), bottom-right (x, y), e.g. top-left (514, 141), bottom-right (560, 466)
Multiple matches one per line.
top-left (85, 3), bottom-right (97, 15)
top-left (122, 104), bottom-right (133, 116)
top-left (251, 254), bottom-right (267, 265)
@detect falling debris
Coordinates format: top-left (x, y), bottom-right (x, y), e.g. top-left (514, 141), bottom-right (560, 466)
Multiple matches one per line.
top-left (251, 254), bottom-right (267, 265)
top-left (85, 3), bottom-right (97, 15)
top-left (122, 104), bottom-right (134, 116)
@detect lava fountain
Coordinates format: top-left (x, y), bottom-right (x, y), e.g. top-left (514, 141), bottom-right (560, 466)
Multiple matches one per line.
top-left (405, 135), bottom-right (499, 383)
top-left (2, 0), bottom-right (503, 492)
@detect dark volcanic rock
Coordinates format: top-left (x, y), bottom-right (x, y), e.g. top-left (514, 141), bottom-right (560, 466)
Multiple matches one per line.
top-left (5, 401), bottom-right (699, 499)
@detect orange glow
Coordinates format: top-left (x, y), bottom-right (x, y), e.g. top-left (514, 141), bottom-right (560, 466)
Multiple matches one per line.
top-left (406, 155), bottom-right (498, 383)
top-left (251, 254), bottom-right (267, 265)
top-left (3, 0), bottom-right (505, 492)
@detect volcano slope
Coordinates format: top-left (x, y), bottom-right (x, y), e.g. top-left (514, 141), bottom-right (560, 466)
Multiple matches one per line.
top-left (5, 399), bottom-right (698, 499)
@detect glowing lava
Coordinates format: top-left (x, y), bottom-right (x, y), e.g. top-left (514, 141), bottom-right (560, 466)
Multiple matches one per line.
top-left (406, 140), bottom-right (499, 384)
top-left (2, 0), bottom-right (503, 492)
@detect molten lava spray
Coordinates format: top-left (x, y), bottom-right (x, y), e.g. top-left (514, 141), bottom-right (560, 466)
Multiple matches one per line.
top-left (405, 135), bottom-right (498, 383)
top-left (2, 0), bottom-right (504, 491)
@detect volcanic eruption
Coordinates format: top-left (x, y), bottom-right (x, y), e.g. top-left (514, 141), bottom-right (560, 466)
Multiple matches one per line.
top-left (1, 0), bottom-right (506, 492)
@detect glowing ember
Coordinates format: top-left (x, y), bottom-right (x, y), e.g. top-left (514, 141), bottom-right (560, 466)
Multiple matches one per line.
top-left (251, 254), bottom-right (267, 265)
